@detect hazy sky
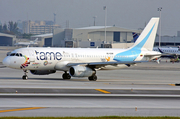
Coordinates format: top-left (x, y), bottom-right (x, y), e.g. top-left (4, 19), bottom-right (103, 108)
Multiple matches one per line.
top-left (0, 0), bottom-right (179, 36)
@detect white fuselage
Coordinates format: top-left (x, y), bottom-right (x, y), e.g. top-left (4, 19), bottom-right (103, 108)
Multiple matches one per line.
top-left (3, 47), bottom-right (160, 71)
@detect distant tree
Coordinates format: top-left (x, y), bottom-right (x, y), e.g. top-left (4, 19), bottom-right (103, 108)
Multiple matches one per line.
top-left (3, 23), bottom-right (8, 32)
top-left (22, 33), bottom-right (32, 39)
top-left (0, 21), bottom-right (21, 36)
top-left (8, 21), bottom-right (19, 34)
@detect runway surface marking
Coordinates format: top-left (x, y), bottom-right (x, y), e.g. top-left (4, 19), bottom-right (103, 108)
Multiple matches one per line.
top-left (95, 89), bottom-right (111, 94)
top-left (0, 107), bottom-right (46, 113)
top-left (169, 84), bottom-right (176, 86)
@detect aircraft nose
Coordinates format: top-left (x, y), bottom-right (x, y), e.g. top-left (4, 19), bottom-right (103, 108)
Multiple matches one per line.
top-left (3, 57), bottom-right (10, 67)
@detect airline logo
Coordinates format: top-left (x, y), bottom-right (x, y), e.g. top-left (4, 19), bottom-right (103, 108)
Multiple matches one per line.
top-left (20, 55), bottom-right (30, 69)
top-left (105, 57), bottom-right (110, 61)
top-left (35, 50), bottom-right (62, 60)
top-left (44, 61), bottom-right (48, 66)
top-left (101, 57), bottom-right (110, 62)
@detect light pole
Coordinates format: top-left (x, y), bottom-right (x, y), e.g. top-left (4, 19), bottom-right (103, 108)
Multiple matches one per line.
top-left (158, 7), bottom-right (162, 48)
top-left (93, 16), bottom-right (97, 26)
top-left (103, 6), bottom-right (107, 44)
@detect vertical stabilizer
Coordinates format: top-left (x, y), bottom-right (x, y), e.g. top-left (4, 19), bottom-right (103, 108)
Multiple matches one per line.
top-left (131, 18), bottom-right (159, 51)
top-left (33, 38), bottom-right (38, 44)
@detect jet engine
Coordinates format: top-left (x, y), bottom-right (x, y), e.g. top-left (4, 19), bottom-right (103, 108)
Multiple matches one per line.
top-left (30, 70), bottom-right (56, 75)
top-left (69, 66), bottom-right (95, 77)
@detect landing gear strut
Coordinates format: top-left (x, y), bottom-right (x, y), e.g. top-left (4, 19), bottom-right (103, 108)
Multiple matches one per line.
top-left (88, 74), bottom-right (97, 81)
top-left (62, 71), bottom-right (71, 79)
top-left (22, 70), bottom-right (28, 80)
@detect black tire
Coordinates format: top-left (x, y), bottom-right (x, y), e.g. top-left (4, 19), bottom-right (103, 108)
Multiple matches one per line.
top-left (62, 73), bottom-right (67, 79)
top-left (66, 74), bottom-right (71, 79)
top-left (62, 73), bottom-right (71, 79)
top-left (22, 75), bottom-right (28, 80)
top-left (88, 75), bottom-right (97, 81)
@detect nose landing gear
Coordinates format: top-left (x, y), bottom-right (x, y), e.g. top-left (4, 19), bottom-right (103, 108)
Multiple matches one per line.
top-left (22, 70), bottom-right (28, 80)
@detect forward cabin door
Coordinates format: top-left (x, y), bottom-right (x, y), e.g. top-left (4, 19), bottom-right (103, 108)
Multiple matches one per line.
top-left (28, 49), bottom-right (35, 62)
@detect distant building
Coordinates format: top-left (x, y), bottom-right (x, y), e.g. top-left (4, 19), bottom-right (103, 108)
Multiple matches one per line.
top-left (31, 33), bottom-right (53, 47)
top-left (154, 31), bottom-right (180, 47)
top-left (52, 26), bottom-right (141, 48)
top-left (0, 32), bottom-right (16, 46)
top-left (22, 20), bottom-right (61, 34)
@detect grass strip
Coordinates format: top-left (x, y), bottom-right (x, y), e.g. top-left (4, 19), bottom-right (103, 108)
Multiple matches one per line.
top-left (0, 116), bottom-right (180, 119)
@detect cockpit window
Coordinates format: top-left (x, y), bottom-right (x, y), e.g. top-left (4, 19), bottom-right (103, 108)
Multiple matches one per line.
top-left (6, 52), bottom-right (11, 56)
top-left (9, 53), bottom-right (23, 57)
top-left (10, 53), bottom-right (15, 56)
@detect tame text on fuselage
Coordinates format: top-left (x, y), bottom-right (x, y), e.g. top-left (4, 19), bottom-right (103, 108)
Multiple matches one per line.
top-left (35, 51), bottom-right (62, 60)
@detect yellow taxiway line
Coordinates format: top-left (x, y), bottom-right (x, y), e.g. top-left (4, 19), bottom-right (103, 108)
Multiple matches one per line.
top-left (0, 107), bottom-right (46, 113)
top-left (95, 89), bottom-right (111, 94)
top-left (169, 84), bottom-right (176, 86)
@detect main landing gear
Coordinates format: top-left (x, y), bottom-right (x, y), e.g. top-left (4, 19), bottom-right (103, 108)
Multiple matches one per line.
top-left (22, 69), bottom-right (28, 80)
top-left (62, 71), bottom-right (71, 79)
top-left (88, 74), bottom-right (97, 81)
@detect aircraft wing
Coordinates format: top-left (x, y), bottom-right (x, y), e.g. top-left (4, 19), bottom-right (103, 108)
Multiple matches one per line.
top-left (66, 61), bottom-right (147, 67)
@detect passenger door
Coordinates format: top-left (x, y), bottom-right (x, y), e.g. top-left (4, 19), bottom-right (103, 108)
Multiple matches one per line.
top-left (28, 49), bottom-right (35, 62)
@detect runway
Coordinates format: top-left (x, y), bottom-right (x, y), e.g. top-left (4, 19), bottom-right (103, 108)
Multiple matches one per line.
top-left (0, 61), bottom-right (180, 117)
top-left (1, 95), bottom-right (180, 117)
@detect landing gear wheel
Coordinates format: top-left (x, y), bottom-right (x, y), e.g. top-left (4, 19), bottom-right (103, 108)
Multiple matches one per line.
top-left (22, 70), bottom-right (28, 80)
top-left (62, 72), bottom-right (71, 79)
top-left (22, 75), bottom-right (28, 80)
top-left (88, 75), bottom-right (97, 81)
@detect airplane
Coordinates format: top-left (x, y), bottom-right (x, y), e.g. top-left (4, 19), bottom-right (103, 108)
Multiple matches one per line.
top-left (153, 47), bottom-right (180, 61)
top-left (14, 38), bottom-right (38, 46)
top-left (153, 47), bottom-right (180, 56)
top-left (3, 17), bottom-right (161, 81)
top-left (132, 32), bottom-right (139, 42)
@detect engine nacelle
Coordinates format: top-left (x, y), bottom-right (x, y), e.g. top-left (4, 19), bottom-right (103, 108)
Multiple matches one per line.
top-left (69, 66), bottom-right (95, 77)
top-left (30, 70), bottom-right (56, 75)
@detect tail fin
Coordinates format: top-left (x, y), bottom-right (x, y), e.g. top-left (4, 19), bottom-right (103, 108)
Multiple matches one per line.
top-left (158, 47), bottom-right (164, 53)
top-left (131, 17), bottom-right (159, 51)
top-left (33, 38), bottom-right (38, 44)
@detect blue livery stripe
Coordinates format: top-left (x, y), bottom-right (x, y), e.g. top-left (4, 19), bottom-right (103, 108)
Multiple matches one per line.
top-left (113, 23), bottom-right (156, 61)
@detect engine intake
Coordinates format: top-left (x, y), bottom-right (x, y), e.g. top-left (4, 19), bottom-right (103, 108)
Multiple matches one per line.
top-left (69, 66), bottom-right (95, 77)
top-left (30, 70), bottom-right (56, 75)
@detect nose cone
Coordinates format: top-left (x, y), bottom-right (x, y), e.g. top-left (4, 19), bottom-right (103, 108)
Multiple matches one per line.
top-left (3, 57), bottom-right (10, 67)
